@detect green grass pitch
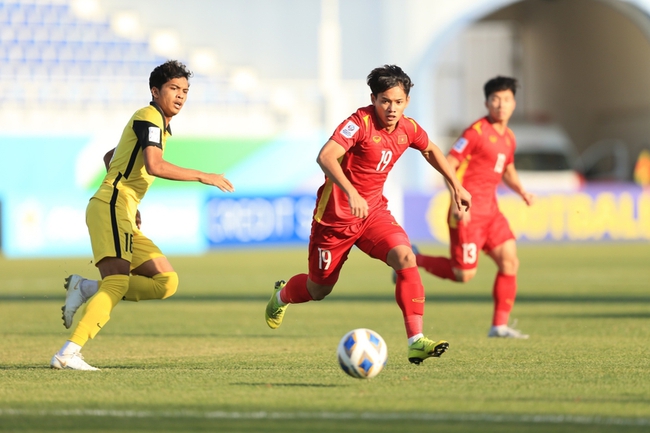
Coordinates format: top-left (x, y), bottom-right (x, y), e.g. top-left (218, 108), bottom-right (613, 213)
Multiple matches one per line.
top-left (1, 243), bottom-right (649, 432)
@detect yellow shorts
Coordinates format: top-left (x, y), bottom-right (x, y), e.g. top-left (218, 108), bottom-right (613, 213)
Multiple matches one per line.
top-left (86, 197), bottom-right (164, 269)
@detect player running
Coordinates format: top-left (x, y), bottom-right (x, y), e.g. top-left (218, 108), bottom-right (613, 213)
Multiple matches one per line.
top-left (265, 65), bottom-right (471, 365)
top-left (412, 76), bottom-right (534, 339)
top-left (51, 60), bottom-right (234, 370)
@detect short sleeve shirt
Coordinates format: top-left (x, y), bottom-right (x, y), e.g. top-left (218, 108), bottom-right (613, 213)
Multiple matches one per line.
top-left (92, 102), bottom-right (171, 206)
top-left (313, 105), bottom-right (429, 227)
top-left (449, 116), bottom-right (516, 218)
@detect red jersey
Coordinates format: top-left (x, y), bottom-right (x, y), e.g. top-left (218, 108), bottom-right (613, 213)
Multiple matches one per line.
top-left (314, 105), bottom-right (429, 227)
top-left (449, 116), bottom-right (516, 219)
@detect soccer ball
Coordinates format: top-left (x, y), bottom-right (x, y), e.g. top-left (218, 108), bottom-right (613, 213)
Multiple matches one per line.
top-left (337, 328), bottom-right (387, 379)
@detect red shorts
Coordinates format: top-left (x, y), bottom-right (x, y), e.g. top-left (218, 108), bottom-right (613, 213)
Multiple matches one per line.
top-left (448, 210), bottom-right (515, 270)
top-left (308, 208), bottom-right (411, 285)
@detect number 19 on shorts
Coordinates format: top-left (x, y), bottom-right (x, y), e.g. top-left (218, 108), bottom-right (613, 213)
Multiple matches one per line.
top-left (318, 248), bottom-right (332, 270)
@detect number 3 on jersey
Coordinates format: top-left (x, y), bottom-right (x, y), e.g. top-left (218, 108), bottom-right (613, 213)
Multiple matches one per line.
top-left (462, 243), bottom-right (477, 264)
top-left (376, 150), bottom-right (393, 171)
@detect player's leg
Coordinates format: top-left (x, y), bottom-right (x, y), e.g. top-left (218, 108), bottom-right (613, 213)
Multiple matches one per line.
top-left (358, 212), bottom-right (448, 364)
top-left (53, 198), bottom-right (133, 370)
top-left (415, 212), bottom-right (479, 283)
top-left (485, 214), bottom-right (527, 338)
top-left (60, 230), bottom-right (177, 329)
top-left (265, 222), bottom-right (355, 329)
top-left (122, 231), bottom-right (178, 302)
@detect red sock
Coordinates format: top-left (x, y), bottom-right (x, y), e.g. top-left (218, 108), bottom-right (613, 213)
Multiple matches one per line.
top-left (416, 255), bottom-right (456, 280)
top-left (395, 267), bottom-right (425, 338)
top-left (279, 274), bottom-right (312, 304)
top-left (492, 273), bottom-right (517, 326)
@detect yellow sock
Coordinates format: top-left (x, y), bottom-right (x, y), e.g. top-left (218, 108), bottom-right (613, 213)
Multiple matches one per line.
top-left (123, 272), bottom-right (178, 302)
top-left (69, 274), bottom-right (129, 346)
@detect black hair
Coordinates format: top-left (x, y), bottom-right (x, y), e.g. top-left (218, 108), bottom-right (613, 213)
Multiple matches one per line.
top-left (149, 60), bottom-right (193, 91)
top-left (366, 65), bottom-right (414, 96)
top-left (483, 76), bottom-right (518, 99)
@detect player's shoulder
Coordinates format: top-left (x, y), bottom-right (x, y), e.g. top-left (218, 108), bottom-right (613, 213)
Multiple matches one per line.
top-left (132, 103), bottom-right (165, 128)
top-left (400, 114), bottom-right (422, 134)
top-left (354, 105), bottom-right (375, 128)
top-left (465, 117), bottom-right (489, 136)
top-left (337, 106), bottom-right (372, 140)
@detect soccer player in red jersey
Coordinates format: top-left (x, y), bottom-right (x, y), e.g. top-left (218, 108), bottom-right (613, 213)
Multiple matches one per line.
top-left (413, 76), bottom-right (535, 338)
top-left (265, 65), bottom-right (471, 365)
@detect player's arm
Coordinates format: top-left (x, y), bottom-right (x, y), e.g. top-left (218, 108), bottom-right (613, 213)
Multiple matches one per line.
top-left (502, 163), bottom-right (534, 206)
top-left (142, 146), bottom-right (235, 193)
top-left (420, 141), bottom-right (471, 212)
top-left (317, 139), bottom-right (368, 219)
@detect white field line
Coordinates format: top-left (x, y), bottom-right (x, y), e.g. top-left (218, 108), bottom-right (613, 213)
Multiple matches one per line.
top-left (0, 409), bottom-right (649, 426)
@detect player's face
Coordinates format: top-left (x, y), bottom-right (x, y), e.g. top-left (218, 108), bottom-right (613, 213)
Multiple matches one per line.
top-left (485, 89), bottom-right (516, 124)
top-left (152, 77), bottom-right (190, 120)
top-left (371, 86), bottom-right (410, 131)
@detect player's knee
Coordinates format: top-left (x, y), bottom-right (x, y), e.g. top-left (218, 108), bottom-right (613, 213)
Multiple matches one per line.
top-left (154, 272), bottom-right (179, 299)
top-left (387, 245), bottom-right (417, 269)
top-left (309, 284), bottom-right (333, 301)
top-left (453, 268), bottom-right (476, 283)
top-left (500, 257), bottom-right (519, 274)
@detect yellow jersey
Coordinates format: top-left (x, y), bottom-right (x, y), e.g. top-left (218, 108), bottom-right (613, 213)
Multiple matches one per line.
top-left (92, 102), bottom-right (171, 206)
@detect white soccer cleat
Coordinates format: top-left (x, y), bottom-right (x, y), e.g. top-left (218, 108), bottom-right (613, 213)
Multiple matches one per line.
top-left (50, 352), bottom-right (100, 371)
top-left (488, 323), bottom-right (529, 339)
top-left (61, 274), bottom-right (86, 329)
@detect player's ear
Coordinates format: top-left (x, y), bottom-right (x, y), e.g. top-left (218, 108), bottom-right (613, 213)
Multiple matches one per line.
top-left (370, 93), bottom-right (376, 104)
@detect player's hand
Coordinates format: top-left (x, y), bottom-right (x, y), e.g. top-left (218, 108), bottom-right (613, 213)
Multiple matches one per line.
top-left (135, 210), bottom-right (141, 229)
top-left (453, 185), bottom-right (471, 211)
top-left (451, 199), bottom-right (471, 223)
top-left (201, 173), bottom-right (235, 193)
top-left (347, 190), bottom-right (368, 219)
top-left (522, 191), bottom-right (535, 206)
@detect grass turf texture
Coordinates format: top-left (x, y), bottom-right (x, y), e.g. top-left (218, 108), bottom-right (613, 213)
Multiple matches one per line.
top-left (1, 243), bottom-right (649, 432)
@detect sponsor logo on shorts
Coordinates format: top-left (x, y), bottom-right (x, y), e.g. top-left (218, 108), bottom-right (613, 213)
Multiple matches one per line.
top-left (340, 121), bottom-right (360, 138)
top-left (412, 297), bottom-right (426, 303)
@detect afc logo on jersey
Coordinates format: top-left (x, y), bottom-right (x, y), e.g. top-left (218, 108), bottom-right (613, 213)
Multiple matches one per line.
top-left (452, 137), bottom-right (468, 152)
top-left (340, 121), bottom-right (360, 139)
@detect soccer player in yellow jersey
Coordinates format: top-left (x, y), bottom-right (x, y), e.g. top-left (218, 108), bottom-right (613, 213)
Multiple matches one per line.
top-left (51, 60), bottom-right (234, 370)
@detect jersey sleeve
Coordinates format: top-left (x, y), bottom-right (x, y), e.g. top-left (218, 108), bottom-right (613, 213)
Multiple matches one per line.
top-left (407, 117), bottom-right (429, 151)
top-left (449, 127), bottom-right (478, 162)
top-left (506, 130), bottom-right (516, 165)
top-left (132, 120), bottom-right (163, 150)
top-left (329, 111), bottom-right (365, 151)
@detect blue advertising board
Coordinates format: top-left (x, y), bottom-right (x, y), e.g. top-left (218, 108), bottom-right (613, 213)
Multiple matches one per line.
top-left (204, 195), bottom-right (316, 246)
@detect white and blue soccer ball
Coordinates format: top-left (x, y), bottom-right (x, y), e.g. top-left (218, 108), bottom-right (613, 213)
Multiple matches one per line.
top-left (337, 328), bottom-right (387, 379)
